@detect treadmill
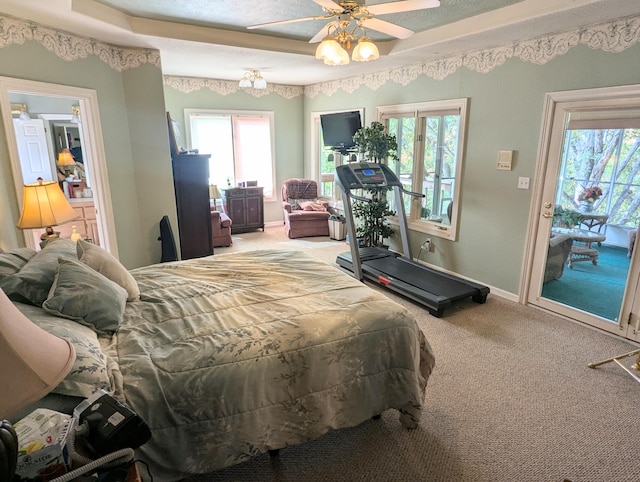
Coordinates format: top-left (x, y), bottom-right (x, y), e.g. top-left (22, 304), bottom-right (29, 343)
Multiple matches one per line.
top-left (335, 162), bottom-right (489, 317)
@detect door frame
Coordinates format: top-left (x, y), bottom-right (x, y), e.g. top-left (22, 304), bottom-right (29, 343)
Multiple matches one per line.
top-left (0, 77), bottom-right (118, 256)
top-left (521, 83), bottom-right (640, 342)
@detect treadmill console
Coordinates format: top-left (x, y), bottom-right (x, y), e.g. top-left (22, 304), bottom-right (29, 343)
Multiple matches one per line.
top-left (335, 163), bottom-right (403, 192)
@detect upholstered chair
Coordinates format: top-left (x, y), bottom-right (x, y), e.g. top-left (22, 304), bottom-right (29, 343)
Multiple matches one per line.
top-left (211, 209), bottom-right (232, 247)
top-left (281, 179), bottom-right (331, 239)
top-left (544, 233), bottom-right (573, 282)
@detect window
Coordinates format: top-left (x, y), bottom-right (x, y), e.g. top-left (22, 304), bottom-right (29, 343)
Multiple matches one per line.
top-left (557, 122), bottom-right (640, 228)
top-left (185, 110), bottom-right (276, 198)
top-left (380, 98), bottom-right (467, 240)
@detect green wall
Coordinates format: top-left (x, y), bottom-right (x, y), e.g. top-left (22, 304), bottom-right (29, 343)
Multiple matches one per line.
top-left (0, 40), bottom-right (173, 269)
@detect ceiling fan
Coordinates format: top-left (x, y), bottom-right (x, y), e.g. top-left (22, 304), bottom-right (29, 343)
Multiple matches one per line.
top-left (247, 0), bottom-right (441, 43)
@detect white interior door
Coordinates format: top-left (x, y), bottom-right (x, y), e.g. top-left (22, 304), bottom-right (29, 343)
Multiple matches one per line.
top-left (525, 85), bottom-right (640, 343)
top-left (12, 118), bottom-right (55, 184)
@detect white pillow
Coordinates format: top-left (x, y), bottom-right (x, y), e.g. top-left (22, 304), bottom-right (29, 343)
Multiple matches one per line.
top-left (76, 239), bottom-right (140, 301)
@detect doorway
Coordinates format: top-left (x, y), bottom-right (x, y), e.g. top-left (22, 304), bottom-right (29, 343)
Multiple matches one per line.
top-left (524, 85), bottom-right (640, 344)
top-left (0, 77), bottom-right (118, 255)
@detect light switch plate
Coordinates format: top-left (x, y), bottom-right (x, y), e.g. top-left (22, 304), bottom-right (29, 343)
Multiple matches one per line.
top-left (518, 177), bottom-right (530, 189)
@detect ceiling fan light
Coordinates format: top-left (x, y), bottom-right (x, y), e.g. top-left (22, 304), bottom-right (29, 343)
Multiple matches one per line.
top-left (324, 46), bottom-right (350, 66)
top-left (352, 37), bottom-right (379, 62)
top-left (253, 76), bottom-right (267, 90)
top-left (316, 38), bottom-right (342, 60)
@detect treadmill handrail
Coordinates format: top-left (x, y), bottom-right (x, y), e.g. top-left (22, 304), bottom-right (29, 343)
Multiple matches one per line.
top-left (400, 187), bottom-right (425, 199)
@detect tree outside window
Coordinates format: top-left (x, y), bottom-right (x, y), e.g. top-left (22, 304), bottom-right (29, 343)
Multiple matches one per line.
top-left (557, 127), bottom-right (640, 227)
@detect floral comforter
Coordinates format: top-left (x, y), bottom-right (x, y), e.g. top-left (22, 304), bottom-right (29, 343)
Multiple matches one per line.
top-left (104, 249), bottom-right (435, 481)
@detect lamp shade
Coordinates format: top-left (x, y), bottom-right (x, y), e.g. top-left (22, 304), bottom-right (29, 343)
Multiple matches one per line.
top-left (0, 289), bottom-right (75, 419)
top-left (57, 149), bottom-right (75, 166)
top-left (17, 179), bottom-right (79, 230)
top-left (209, 184), bottom-right (222, 199)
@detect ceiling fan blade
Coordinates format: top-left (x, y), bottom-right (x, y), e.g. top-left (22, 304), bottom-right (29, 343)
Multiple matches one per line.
top-left (367, 0), bottom-right (440, 16)
top-left (248, 15), bottom-right (328, 30)
top-left (362, 18), bottom-right (414, 39)
top-left (309, 24), bottom-right (333, 44)
top-left (313, 0), bottom-right (344, 11)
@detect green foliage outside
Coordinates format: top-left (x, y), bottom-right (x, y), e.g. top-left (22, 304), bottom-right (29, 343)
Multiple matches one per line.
top-left (559, 128), bottom-right (640, 227)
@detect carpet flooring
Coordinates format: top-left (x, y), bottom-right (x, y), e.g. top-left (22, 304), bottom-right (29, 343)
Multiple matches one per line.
top-left (177, 227), bottom-right (640, 482)
top-left (541, 245), bottom-right (630, 321)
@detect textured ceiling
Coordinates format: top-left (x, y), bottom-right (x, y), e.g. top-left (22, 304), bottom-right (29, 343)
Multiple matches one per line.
top-left (0, 0), bottom-right (639, 86)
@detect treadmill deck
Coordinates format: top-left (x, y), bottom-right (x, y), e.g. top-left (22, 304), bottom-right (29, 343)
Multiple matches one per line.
top-left (337, 248), bottom-right (489, 317)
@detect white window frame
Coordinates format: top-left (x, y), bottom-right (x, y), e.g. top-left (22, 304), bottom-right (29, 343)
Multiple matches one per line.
top-left (184, 109), bottom-right (277, 201)
top-left (378, 98), bottom-right (468, 241)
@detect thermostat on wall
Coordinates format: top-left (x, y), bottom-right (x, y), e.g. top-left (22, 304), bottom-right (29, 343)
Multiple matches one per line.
top-left (497, 150), bottom-right (513, 170)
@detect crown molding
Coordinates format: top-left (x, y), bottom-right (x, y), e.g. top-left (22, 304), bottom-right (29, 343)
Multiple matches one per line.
top-left (0, 13), bottom-right (160, 72)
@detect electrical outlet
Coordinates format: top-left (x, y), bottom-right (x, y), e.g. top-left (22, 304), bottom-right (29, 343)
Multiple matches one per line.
top-left (422, 238), bottom-right (432, 252)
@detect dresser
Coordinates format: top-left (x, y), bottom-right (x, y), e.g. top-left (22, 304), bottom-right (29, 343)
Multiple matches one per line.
top-left (55, 199), bottom-right (100, 244)
top-left (172, 153), bottom-right (213, 259)
top-left (222, 187), bottom-right (264, 233)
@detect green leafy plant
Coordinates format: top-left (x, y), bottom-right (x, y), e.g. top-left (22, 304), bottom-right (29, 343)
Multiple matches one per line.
top-left (553, 206), bottom-right (584, 229)
top-left (353, 188), bottom-right (396, 247)
top-left (352, 121), bottom-right (399, 163)
top-left (351, 122), bottom-right (400, 247)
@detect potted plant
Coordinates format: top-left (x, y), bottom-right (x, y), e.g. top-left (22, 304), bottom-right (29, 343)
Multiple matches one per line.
top-left (553, 206), bottom-right (584, 229)
top-left (351, 122), bottom-right (399, 247)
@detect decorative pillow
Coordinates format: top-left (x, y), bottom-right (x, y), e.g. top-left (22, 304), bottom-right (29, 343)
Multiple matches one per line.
top-left (43, 257), bottom-right (127, 334)
top-left (0, 239), bottom-right (77, 306)
top-left (14, 301), bottom-right (113, 398)
top-left (0, 247), bottom-right (37, 282)
top-left (76, 239), bottom-right (140, 301)
top-left (299, 201), bottom-right (327, 211)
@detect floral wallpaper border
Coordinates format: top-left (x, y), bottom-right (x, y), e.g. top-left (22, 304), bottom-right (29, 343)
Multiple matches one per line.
top-left (1, 11), bottom-right (638, 98)
top-left (0, 14), bottom-right (160, 72)
top-left (304, 14), bottom-right (640, 98)
top-left (163, 76), bottom-right (304, 100)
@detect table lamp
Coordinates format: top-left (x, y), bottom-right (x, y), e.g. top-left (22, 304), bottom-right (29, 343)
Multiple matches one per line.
top-left (0, 288), bottom-right (76, 479)
top-left (17, 178), bottom-right (79, 241)
top-left (57, 148), bottom-right (76, 178)
top-left (209, 184), bottom-right (222, 211)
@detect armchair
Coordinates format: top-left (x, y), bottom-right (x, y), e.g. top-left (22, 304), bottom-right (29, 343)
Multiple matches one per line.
top-left (281, 179), bottom-right (331, 239)
top-left (211, 210), bottom-right (232, 247)
top-left (544, 233), bottom-right (573, 282)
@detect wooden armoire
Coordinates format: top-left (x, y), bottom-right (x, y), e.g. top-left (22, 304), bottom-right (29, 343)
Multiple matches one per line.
top-left (171, 153), bottom-right (213, 259)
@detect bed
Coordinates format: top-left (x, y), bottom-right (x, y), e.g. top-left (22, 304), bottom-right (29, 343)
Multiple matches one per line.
top-left (0, 239), bottom-right (435, 481)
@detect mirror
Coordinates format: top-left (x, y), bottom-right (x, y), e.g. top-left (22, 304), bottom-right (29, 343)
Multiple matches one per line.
top-left (0, 77), bottom-right (117, 254)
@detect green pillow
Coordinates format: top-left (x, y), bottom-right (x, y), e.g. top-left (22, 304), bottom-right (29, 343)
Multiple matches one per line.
top-left (43, 257), bottom-right (127, 334)
top-left (0, 247), bottom-right (37, 282)
top-left (77, 239), bottom-right (140, 301)
top-left (0, 239), bottom-right (77, 305)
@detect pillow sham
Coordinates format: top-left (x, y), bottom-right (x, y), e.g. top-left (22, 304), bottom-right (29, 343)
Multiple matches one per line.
top-left (76, 239), bottom-right (140, 301)
top-left (43, 257), bottom-right (127, 334)
top-left (0, 247), bottom-right (37, 282)
top-left (14, 301), bottom-right (113, 398)
top-left (0, 239), bottom-right (77, 306)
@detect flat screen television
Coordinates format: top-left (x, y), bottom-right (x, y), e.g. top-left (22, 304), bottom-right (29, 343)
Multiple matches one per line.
top-left (320, 110), bottom-right (362, 153)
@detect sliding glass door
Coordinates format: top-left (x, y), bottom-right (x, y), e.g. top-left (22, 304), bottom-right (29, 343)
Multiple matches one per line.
top-left (526, 85), bottom-right (640, 344)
